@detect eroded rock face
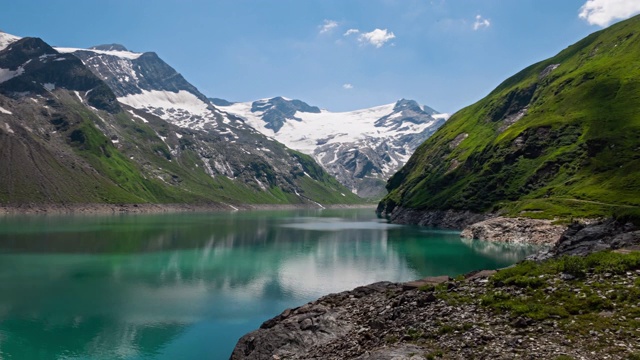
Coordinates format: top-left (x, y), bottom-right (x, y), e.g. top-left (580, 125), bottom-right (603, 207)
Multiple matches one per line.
top-left (460, 217), bottom-right (566, 245)
top-left (530, 219), bottom-right (640, 261)
top-left (230, 282), bottom-right (394, 360)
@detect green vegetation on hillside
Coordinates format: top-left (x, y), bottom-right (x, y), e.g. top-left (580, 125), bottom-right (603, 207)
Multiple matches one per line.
top-left (429, 250), bottom-right (640, 358)
top-left (0, 91), bottom-right (363, 206)
top-left (380, 15), bottom-right (640, 219)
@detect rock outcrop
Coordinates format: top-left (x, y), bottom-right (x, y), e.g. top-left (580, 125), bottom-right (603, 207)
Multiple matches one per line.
top-left (530, 219), bottom-right (640, 260)
top-left (231, 220), bottom-right (640, 360)
top-left (460, 217), bottom-right (566, 245)
top-left (231, 263), bottom-right (640, 359)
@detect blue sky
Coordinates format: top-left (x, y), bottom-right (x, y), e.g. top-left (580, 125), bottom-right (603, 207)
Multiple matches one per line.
top-left (2, 0), bottom-right (639, 113)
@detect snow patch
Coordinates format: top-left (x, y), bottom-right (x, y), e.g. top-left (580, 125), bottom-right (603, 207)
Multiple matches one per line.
top-left (0, 67), bottom-right (24, 84)
top-left (74, 91), bottom-right (83, 103)
top-left (118, 90), bottom-right (216, 129)
top-left (43, 83), bottom-right (56, 91)
top-left (0, 106), bottom-right (12, 115)
top-left (55, 47), bottom-right (143, 60)
top-left (0, 32), bottom-right (20, 51)
top-left (4, 123), bottom-right (14, 133)
top-left (224, 203), bottom-right (239, 211)
top-left (433, 113), bottom-right (450, 120)
top-left (127, 110), bottom-right (148, 123)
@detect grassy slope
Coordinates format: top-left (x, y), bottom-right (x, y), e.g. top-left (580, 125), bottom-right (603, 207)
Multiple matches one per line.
top-left (381, 15), bottom-right (640, 220)
top-left (0, 91), bottom-right (362, 206)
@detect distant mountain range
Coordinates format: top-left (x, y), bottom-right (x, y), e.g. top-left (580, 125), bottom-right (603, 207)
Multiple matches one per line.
top-left (0, 31), bottom-right (361, 207)
top-left (378, 14), bottom-right (640, 222)
top-left (216, 97), bottom-right (448, 199)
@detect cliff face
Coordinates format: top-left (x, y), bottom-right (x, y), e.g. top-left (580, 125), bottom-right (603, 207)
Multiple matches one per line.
top-left (378, 15), bottom-right (640, 224)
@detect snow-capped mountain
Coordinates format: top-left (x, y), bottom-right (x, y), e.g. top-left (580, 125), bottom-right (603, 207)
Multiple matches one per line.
top-left (55, 44), bottom-right (232, 131)
top-left (217, 97), bottom-right (448, 198)
top-left (0, 31), bottom-right (361, 206)
top-left (0, 32), bottom-right (20, 52)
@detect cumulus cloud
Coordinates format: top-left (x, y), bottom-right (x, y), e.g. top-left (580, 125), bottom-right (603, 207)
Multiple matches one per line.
top-left (343, 29), bottom-right (360, 36)
top-left (319, 20), bottom-right (338, 34)
top-left (342, 83), bottom-right (354, 90)
top-left (473, 15), bottom-right (491, 30)
top-left (579, 0), bottom-right (640, 27)
top-left (357, 28), bottom-right (396, 48)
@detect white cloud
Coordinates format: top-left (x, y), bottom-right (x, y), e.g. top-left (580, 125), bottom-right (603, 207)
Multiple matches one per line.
top-left (319, 20), bottom-right (338, 34)
top-left (358, 28), bottom-right (396, 48)
top-left (473, 15), bottom-right (491, 30)
top-left (579, 0), bottom-right (640, 27)
top-left (342, 83), bottom-right (354, 90)
top-left (343, 29), bottom-right (360, 36)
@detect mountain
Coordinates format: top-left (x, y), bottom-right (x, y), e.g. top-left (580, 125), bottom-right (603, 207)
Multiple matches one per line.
top-left (217, 97), bottom-right (447, 199)
top-left (0, 32), bottom-right (362, 207)
top-left (378, 14), bottom-right (640, 223)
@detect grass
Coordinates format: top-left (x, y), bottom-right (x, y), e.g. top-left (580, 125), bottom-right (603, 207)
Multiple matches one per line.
top-left (2, 90), bottom-right (364, 207)
top-left (380, 14), bottom-right (640, 221)
top-left (481, 251), bottom-right (640, 324)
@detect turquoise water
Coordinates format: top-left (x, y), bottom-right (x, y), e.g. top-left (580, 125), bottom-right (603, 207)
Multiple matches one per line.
top-left (0, 208), bottom-right (540, 359)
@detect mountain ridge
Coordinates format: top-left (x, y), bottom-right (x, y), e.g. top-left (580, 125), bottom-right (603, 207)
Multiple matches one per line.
top-left (0, 31), bottom-right (363, 207)
top-left (378, 14), bottom-right (640, 223)
top-left (217, 96), bottom-right (448, 199)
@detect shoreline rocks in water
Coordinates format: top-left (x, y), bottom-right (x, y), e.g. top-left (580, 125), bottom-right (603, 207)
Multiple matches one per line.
top-left (231, 219), bottom-right (640, 360)
top-left (460, 216), bottom-right (566, 245)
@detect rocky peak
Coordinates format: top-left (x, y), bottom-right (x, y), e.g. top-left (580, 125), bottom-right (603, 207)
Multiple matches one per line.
top-left (0, 37), bottom-right (57, 69)
top-left (393, 98), bottom-right (422, 113)
top-left (250, 97), bottom-right (321, 132)
top-left (251, 97), bottom-right (320, 114)
top-left (209, 98), bottom-right (235, 106)
top-left (90, 44), bottom-right (129, 52)
top-left (0, 37), bottom-right (120, 113)
top-left (69, 48), bottom-right (204, 100)
top-left (375, 98), bottom-right (441, 129)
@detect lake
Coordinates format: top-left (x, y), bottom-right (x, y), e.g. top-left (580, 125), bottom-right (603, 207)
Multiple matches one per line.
top-left (0, 208), bottom-right (541, 359)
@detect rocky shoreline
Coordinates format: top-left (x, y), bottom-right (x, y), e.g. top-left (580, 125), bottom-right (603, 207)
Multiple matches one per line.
top-left (0, 203), bottom-right (376, 215)
top-left (231, 219), bottom-right (640, 360)
top-left (460, 217), bottom-right (566, 245)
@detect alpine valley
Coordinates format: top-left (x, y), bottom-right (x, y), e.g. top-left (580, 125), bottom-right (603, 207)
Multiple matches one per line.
top-left (215, 97), bottom-right (447, 199)
top-left (0, 31), bottom-right (364, 209)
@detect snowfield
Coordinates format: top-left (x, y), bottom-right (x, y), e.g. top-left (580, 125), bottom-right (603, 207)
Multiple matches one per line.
top-left (219, 101), bottom-right (441, 153)
top-left (55, 47), bottom-right (143, 60)
top-left (0, 32), bottom-right (21, 51)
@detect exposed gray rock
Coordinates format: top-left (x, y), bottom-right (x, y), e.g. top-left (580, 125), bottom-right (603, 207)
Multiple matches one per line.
top-left (461, 217), bottom-right (566, 245)
top-left (529, 219), bottom-right (640, 261)
top-left (230, 264), bottom-right (640, 359)
top-left (231, 217), bottom-right (640, 360)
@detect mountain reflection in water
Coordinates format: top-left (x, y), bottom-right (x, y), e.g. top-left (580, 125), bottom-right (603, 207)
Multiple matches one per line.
top-left (0, 209), bottom-right (542, 359)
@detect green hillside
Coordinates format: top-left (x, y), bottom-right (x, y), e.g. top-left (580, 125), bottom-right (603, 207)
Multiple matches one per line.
top-left (379, 15), bottom-right (640, 220)
top-left (0, 37), bottom-right (363, 207)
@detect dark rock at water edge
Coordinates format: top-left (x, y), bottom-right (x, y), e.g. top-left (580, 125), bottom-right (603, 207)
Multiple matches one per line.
top-left (529, 219), bottom-right (640, 261)
top-left (377, 205), bottom-right (493, 230)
